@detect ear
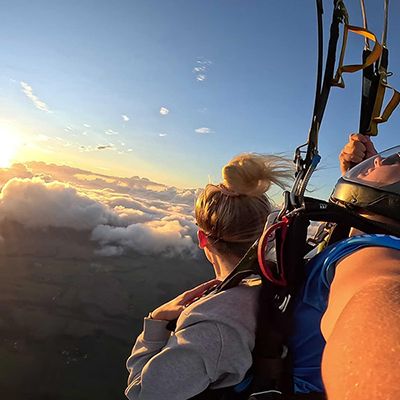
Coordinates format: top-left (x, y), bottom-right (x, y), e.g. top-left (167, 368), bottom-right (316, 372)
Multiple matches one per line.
top-left (197, 230), bottom-right (208, 249)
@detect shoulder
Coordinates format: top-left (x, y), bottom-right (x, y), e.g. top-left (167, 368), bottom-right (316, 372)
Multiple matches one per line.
top-left (322, 245), bottom-right (400, 339)
top-left (322, 277), bottom-right (400, 399)
top-left (335, 245), bottom-right (400, 284)
top-left (177, 278), bottom-right (261, 332)
top-left (334, 245), bottom-right (400, 290)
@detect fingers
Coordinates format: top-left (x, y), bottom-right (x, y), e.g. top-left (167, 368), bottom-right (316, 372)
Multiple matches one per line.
top-left (191, 279), bottom-right (220, 293)
top-left (181, 279), bottom-right (220, 303)
top-left (339, 133), bottom-right (377, 175)
top-left (349, 133), bottom-right (377, 156)
top-left (364, 140), bottom-right (378, 158)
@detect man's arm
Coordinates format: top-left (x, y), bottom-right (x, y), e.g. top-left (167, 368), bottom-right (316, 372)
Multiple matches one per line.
top-left (322, 248), bottom-right (400, 399)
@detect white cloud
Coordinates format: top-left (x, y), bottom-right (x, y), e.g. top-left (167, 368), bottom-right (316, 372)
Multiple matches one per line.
top-left (122, 115), bottom-right (130, 122)
top-left (0, 162), bottom-right (199, 256)
top-left (0, 163), bottom-right (200, 258)
top-left (159, 107), bottom-right (169, 116)
top-left (83, 123), bottom-right (91, 128)
top-left (0, 177), bottom-right (119, 230)
top-left (159, 133), bottom-right (167, 137)
top-left (91, 219), bottom-right (197, 258)
top-left (195, 127), bottom-right (212, 134)
top-left (193, 59), bottom-right (212, 82)
top-left (105, 129), bottom-right (119, 136)
top-left (20, 81), bottom-right (51, 113)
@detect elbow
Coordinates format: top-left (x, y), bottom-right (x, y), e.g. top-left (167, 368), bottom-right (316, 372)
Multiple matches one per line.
top-left (125, 378), bottom-right (141, 400)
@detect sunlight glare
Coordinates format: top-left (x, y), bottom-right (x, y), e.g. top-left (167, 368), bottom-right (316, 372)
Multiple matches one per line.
top-left (0, 128), bottom-right (21, 168)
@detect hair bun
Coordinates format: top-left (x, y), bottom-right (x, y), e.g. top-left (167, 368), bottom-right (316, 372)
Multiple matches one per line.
top-left (222, 153), bottom-right (293, 196)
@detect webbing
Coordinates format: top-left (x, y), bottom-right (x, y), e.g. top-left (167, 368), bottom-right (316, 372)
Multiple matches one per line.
top-left (332, 25), bottom-right (382, 88)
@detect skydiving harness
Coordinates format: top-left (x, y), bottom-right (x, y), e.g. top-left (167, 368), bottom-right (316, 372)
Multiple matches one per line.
top-left (193, 1), bottom-right (400, 399)
top-left (358, 0), bottom-right (400, 135)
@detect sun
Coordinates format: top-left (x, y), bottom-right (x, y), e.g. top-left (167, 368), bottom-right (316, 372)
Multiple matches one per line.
top-left (0, 129), bottom-right (21, 168)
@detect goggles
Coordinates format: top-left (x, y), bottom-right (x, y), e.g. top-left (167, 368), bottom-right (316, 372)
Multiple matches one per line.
top-left (381, 152), bottom-right (400, 166)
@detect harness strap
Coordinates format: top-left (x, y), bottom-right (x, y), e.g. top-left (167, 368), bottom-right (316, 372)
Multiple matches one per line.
top-left (371, 84), bottom-right (400, 129)
top-left (332, 25), bottom-right (382, 88)
top-left (359, 0), bottom-right (399, 135)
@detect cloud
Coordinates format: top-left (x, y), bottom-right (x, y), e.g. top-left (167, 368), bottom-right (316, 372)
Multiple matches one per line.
top-left (159, 107), bottom-right (169, 116)
top-left (94, 245), bottom-right (124, 257)
top-left (122, 115), bottom-right (130, 122)
top-left (159, 133), bottom-right (167, 137)
top-left (20, 81), bottom-right (51, 113)
top-left (195, 127), bottom-right (212, 134)
top-left (0, 177), bottom-right (119, 230)
top-left (97, 144), bottom-right (114, 150)
top-left (193, 59), bottom-right (212, 82)
top-left (105, 129), bottom-right (119, 136)
top-left (91, 219), bottom-right (197, 258)
top-left (0, 162), bottom-right (200, 258)
top-left (0, 164), bottom-right (33, 188)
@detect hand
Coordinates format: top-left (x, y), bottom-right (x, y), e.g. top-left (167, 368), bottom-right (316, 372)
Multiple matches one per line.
top-left (339, 133), bottom-right (378, 175)
top-left (150, 279), bottom-right (220, 321)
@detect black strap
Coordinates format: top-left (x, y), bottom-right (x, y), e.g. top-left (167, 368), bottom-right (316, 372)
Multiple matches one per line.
top-left (289, 0), bottom-right (345, 209)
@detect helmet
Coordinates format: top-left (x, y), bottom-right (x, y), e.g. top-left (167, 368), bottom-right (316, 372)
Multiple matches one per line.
top-left (330, 145), bottom-right (400, 221)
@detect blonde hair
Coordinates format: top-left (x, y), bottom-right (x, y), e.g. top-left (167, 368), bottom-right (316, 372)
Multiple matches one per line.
top-left (195, 153), bottom-right (293, 256)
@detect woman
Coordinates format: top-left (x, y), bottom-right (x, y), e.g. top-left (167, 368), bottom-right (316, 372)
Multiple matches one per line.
top-left (125, 153), bottom-right (292, 400)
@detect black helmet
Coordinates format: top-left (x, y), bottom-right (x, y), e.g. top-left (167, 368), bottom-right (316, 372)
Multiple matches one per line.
top-left (330, 145), bottom-right (400, 221)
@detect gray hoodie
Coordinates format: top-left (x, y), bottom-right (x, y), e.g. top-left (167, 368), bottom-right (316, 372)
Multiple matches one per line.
top-left (125, 278), bottom-right (261, 400)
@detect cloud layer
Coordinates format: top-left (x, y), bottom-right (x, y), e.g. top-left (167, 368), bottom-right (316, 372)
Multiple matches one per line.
top-left (0, 177), bottom-right (119, 230)
top-left (0, 163), bottom-right (199, 258)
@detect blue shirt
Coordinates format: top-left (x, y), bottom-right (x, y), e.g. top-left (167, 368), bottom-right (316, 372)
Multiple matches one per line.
top-left (290, 234), bottom-right (400, 393)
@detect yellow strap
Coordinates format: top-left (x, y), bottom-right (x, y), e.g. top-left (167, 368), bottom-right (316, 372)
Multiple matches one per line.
top-left (332, 25), bottom-right (382, 88)
top-left (368, 85), bottom-right (400, 135)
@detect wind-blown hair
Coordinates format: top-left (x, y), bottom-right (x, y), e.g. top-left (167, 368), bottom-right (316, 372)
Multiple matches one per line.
top-left (195, 153), bottom-right (293, 257)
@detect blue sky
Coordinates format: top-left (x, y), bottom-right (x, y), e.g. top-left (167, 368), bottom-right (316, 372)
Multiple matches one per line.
top-left (0, 0), bottom-right (399, 200)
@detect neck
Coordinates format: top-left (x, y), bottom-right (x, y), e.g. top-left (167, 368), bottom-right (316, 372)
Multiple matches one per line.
top-left (207, 250), bottom-right (239, 280)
